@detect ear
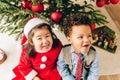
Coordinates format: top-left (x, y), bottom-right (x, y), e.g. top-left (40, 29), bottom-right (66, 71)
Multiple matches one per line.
top-left (28, 39), bottom-right (34, 46)
top-left (66, 36), bottom-right (71, 44)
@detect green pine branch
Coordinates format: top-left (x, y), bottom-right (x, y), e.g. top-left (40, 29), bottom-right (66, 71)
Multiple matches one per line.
top-left (0, 0), bottom-right (108, 40)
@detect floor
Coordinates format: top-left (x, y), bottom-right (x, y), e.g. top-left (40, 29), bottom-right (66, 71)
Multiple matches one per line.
top-left (100, 74), bottom-right (120, 80)
top-left (105, 3), bottom-right (120, 49)
top-left (105, 3), bottom-right (120, 32)
top-left (0, 33), bottom-right (21, 80)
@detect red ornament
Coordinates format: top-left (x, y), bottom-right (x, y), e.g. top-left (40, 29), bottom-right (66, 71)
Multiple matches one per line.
top-left (21, 0), bottom-right (30, 9)
top-left (31, 3), bottom-right (44, 12)
top-left (90, 23), bottom-right (96, 31)
top-left (96, 0), bottom-right (106, 7)
top-left (106, 0), bottom-right (111, 4)
top-left (110, 0), bottom-right (119, 4)
top-left (28, 2), bottom-right (32, 9)
top-left (50, 11), bottom-right (62, 23)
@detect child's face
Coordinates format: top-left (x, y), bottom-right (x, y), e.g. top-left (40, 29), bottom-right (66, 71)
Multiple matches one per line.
top-left (67, 25), bottom-right (93, 53)
top-left (31, 26), bottom-right (53, 53)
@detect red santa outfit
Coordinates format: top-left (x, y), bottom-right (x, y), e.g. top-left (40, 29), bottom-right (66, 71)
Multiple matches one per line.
top-left (11, 18), bottom-right (62, 80)
top-left (12, 42), bottom-right (62, 80)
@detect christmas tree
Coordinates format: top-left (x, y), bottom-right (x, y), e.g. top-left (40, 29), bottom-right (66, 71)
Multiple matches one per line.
top-left (0, 0), bottom-right (108, 40)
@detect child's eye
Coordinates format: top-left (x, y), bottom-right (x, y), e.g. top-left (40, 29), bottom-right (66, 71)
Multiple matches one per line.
top-left (38, 37), bottom-right (42, 40)
top-left (88, 34), bottom-right (92, 37)
top-left (46, 35), bottom-right (50, 38)
top-left (46, 34), bottom-right (51, 38)
top-left (78, 36), bottom-right (83, 39)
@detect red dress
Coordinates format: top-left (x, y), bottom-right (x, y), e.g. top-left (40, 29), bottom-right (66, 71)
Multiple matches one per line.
top-left (12, 43), bottom-right (62, 80)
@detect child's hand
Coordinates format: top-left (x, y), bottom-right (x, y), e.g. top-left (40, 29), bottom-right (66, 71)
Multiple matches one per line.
top-left (32, 76), bottom-right (41, 80)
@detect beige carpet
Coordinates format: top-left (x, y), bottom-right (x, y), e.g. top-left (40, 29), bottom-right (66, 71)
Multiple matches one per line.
top-left (100, 74), bottom-right (120, 80)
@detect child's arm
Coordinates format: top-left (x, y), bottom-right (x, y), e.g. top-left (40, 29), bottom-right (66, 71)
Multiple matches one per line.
top-left (57, 49), bottom-right (75, 80)
top-left (15, 48), bottom-right (38, 80)
top-left (87, 51), bottom-right (100, 80)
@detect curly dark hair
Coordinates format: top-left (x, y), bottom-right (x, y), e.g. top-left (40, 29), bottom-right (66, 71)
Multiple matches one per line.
top-left (63, 13), bottom-right (92, 37)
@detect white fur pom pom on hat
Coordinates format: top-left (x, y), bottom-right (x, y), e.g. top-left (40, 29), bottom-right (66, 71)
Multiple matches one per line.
top-left (24, 18), bottom-right (47, 38)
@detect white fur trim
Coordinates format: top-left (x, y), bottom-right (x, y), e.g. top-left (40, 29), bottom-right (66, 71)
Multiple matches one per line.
top-left (8, 70), bottom-right (16, 79)
top-left (25, 70), bottom-right (38, 80)
top-left (24, 18), bottom-right (48, 38)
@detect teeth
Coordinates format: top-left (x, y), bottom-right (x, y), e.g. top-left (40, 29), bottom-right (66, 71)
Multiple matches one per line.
top-left (43, 45), bottom-right (49, 49)
top-left (43, 46), bottom-right (47, 47)
top-left (43, 45), bottom-right (48, 47)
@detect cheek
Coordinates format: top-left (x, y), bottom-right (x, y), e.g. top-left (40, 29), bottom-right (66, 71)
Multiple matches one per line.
top-left (50, 39), bottom-right (53, 45)
top-left (68, 37), bottom-right (79, 44)
top-left (71, 39), bottom-right (82, 46)
top-left (89, 37), bottom-right (93, 43)
top-left (34, 42), bottom-right (42, 50)
top-left (49, 36), bottom-right (53, 43)
top-left (32, 39), bottom-right (41, 46)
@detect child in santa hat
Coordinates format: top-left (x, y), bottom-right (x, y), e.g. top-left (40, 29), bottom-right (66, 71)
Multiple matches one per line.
top-left (11, 18), bottom-right (74, 80)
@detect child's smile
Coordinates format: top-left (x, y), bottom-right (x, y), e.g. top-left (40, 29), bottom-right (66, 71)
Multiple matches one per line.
top-left (83, 44), bottom-right (90, 47)
top-left (31, 27), bottom-right (53, 53)
top-left (42, 44), bottom-right (51, 50)
top-left (67, 25), bottom-right (92, 53)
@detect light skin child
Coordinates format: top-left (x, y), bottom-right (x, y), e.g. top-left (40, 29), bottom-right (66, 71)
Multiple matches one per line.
top-left (12, 18), bottom-right (63, 80)
top-left (29, 26), bottom-right (53, 53)
top-left (31, 26), bottom-right (53, 80)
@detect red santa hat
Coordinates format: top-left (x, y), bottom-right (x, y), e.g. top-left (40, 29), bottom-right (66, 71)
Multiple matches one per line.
top-left (21, 17), bottom-right (47, 45)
